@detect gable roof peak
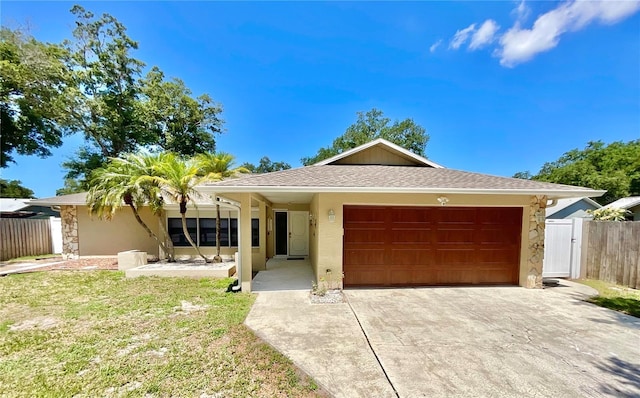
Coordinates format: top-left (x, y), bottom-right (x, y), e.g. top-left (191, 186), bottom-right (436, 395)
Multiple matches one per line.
top-left (312, 138), bottom-right (444, 168)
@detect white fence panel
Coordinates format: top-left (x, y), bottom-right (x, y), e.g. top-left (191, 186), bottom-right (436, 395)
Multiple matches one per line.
top-left (50, 217), bottom-right (63, 254)
top-left (543, 219), bottom-right (574, 278)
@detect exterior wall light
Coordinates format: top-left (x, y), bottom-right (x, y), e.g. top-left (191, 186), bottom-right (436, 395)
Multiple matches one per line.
top-left (437, 196), bottom-right (450, 206)
top-left (328, 209), bottom-right (336, 223)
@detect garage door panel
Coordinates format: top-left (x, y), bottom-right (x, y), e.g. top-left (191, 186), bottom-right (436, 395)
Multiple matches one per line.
top-left (437, 229), bottom-right (475, 244)
top-left (344, 249), bottom-right (386, 266)
top-left (391, 229), bottom-right (433, 244)
top-left (390, 248), bottom-right (434, 265)
top-left (344, 206), bottom-right (386, 223)
top-left (344, 266), bottom-right (389, 285)
top-left (436, 208), bottom-right (477, 224)
top-left (478, 248), bottom-right (519, 263)
top-left (343, 205), bottom-right (522, 287)
top-left (436, 249), bottom-right (476, 265)
top-left (478, 228), bottom-right (519, 244)
top-left (345, 228), bottom-right (386, 244)
top-left (391, 207), bottom-right (436, 223)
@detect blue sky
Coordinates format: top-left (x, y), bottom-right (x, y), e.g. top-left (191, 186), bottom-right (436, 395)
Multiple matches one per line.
top-left (2, 1), bottom-right (639, 198)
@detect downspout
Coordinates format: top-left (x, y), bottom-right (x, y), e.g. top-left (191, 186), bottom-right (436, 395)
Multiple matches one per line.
top-left (546, 199), bottom-right (558, 208)
top-left (213, 195), bottom-right (243, 292)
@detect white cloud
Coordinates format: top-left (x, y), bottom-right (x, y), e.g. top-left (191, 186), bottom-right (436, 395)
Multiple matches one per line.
top-left (498, 0), bottom-right (640, 66)
top-left (512, 0), bottom-right (530, 23)
top-left (469, 20), bottom-right (500, 50)
top-left (429, 39), bottom-right (442, 53)
top-left (449, 24), bottom-right (476, 50)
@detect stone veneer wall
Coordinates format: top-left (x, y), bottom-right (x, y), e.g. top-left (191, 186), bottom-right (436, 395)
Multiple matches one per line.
top-left (526, 195), bottom-right (547, 288)
top-left (60, 205), bottom-right (79, 260)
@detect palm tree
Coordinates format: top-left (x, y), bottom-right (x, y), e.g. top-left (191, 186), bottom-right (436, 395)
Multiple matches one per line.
top-left (146, 153), bottom-right (211, 262)
top-left (195, 152), bottom-right (248, 262)
top-left (87, 153), bottom-right (174, 261)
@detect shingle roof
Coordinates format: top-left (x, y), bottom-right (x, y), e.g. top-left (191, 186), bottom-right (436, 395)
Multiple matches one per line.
top-left (602, 196), bottom-right (640, 210)
top-left (545, 197), bottom-right (601, 217)
top-left (203, 165), bottom-right (601, 196)
top-left (0, 198), bottom-right (32, 212)
top-left (30, 192), bottom-right (216, 207)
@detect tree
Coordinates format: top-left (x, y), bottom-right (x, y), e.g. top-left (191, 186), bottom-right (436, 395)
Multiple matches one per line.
top-left (0, 178), bottom-right (35, 198)
top-left (241, 156), bottom-right (291, 173)
top-left (515, 140), bottom-right (640, 205)
top-left (147, 153), bottom-right (211, 262)
top-left (301, 108), bottom-right (430, 165)
top-left (587, 207), bottom-right (630, 221)
top-left (56, 179), bottom-right (85, 196)
top-left (139, 67), bottom-right (223, 156)
top-left (0, 27), bottom-right (71, 167)
top-left (512, 171), bottom-right (533, 180)
top-left (87, 153), bottom-right (174, 261)
top-left (195, 153), bottom-right (248, 262)
top-left (4, 7), bottom-right (225, 188)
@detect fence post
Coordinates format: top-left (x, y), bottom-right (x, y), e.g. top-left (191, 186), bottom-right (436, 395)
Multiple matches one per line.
top-left (570, 218), bottom-right (583, 279)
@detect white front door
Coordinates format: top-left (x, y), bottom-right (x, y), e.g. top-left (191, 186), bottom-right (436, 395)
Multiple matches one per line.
top-left (288, 211), bottom-right (309, 256)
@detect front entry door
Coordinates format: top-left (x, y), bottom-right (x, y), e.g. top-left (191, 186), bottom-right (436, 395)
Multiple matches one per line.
top-left (274, 211), bottom-right (288, 256)
top-left (288, 211), bottom-right (309, 256)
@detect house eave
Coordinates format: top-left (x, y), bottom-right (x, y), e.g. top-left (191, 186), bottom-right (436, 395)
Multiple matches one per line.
top-left (198, 185), bottom-right (606, 199)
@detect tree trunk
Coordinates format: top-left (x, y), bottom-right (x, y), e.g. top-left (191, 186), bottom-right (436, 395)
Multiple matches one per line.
top-left (213, 204), bottom-right (222, 263)
top-left (180, 199), bottom-right (209, 263)
top-left (156, 213), bottom-right (175, 262)
top-left (127, 203), bottom-right (172, 261)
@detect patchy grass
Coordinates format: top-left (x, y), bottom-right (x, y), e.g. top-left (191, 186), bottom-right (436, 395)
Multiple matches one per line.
top-left (0, 271), bottom-right (323, 397)
top-left (576, 279), bottom-right (640, 318)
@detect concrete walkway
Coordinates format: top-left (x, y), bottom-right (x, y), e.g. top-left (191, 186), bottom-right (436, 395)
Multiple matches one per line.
top-left (246, 279), bottom-right (640, 398)
top-left (0, 261), bottom-right (65, 276)
top-left (251, 258), bottom-right (315, 292)
top-left (245, 290), bottom-right (396, 397)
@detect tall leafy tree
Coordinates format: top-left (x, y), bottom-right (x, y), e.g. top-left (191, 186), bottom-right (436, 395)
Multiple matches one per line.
top-left (61, 5), bottom-right (149, 187)
top-left (241, 156), bottom-right (291, 173)
top-left (0, 179), bottom-right (35, 198)
top-left (301, 108), bottom-right (430, 165)
top-left (87, 153), bottom-right (174, 260)
top-left (196, 153), bottom-right (248, 262)
top-left (57, 6), bottom-right (224, 191)
top-left (139, 67), bottom-right (223, 155)
top-left (514, 140), bottom-right (640, 205)
top-left (0, 27), bottom-right (71, 167)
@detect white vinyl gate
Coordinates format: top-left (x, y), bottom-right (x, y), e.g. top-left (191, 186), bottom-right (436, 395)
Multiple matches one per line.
top-left (543, 218), bottom-right (584, 279)
top-left (49, 216), bottom-right (63, 254)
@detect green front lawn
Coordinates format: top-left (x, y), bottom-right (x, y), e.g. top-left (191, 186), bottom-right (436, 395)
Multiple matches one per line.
top-left (0, 271), bottom-right (321, 397)
top-left (577, 279), bottom-right (640, 318)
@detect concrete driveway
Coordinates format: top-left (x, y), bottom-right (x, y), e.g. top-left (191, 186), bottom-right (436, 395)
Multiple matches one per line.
top-left (245, 281), bottom-right (640, 398)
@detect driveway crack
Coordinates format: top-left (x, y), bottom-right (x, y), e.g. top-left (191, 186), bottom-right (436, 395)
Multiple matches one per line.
top-left (346, 296), bottom-right (401, 398)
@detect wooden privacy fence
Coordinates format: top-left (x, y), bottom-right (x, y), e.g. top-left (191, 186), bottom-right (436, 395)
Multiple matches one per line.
top-left (0, 218), bottom-right (53, 261)
top-left (584, 221), bottom-right (640, 289)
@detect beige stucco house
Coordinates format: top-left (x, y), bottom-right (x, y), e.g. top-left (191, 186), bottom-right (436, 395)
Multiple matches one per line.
top-left (32, 139), bottom-right (604, 292)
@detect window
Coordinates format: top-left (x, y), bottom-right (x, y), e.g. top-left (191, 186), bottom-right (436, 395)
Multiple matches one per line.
top-left (251, 219), bottom-right (259, 247)
top-left (168, 218), bottom-right (196, 247)
top-left (168, 216), bottom-right (258, 247)
top-left (199, 218), bottom-right (230, 247)
top-left (230, 218), bottom-right (238, 247)
top-left (199, 218), bottom-right (216, 246)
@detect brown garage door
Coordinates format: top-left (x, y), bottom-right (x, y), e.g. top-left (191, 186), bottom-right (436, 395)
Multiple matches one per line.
top-left (343, 205), bottom-right (522, 287)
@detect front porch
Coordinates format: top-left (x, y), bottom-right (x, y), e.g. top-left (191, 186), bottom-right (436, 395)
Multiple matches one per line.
top-left (251, 258), bottom-right (314, 292)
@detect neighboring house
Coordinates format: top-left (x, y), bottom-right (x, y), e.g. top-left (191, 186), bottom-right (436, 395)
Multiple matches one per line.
top-left (602, 196), bottom-right (640, 221)
top-left (0, 198), bottom-right (60, 219)
top-left (545, 197), bottom-right (601, 219)
top-left (32, 139), bottom-right (604, 291)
